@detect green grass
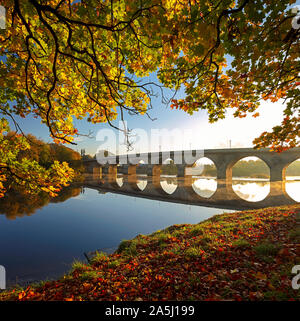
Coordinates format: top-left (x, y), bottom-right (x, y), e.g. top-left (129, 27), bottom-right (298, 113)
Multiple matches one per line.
top-left (107, 260), bottom-right (120, 269)
top-left (70, 260), bottom-right (86, 272)
top-left (90, 251), bottom-right (108, 264)
top-left (135, 236), bottom-right (149, 246)
top-left (172, 230), bottom-right (183, 238)
top-left (209, 215), bottom-right (223, 222)
top-left (117, 239), bottom-right (138, 256)
top-left (184, 246), bottom-right (203, 258)
top-left (189, 225), bottom-right (204, 237)
top-left (156, 232), bottom-right (171, 245)
top-left (79, 270), bottom-right (102, 281)
top-left (254, 242), bottom-right (281, 258)
top-left (232, 239), bottom-right (251, 249)
top-left (117, 240), bottom-right (132, 253)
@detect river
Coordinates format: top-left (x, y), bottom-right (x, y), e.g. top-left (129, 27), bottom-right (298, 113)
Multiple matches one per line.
top-left (0, 176), bottom-right (299, 286)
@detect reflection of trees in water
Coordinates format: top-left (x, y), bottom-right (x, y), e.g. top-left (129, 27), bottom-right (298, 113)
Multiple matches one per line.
top-left (0, 187), bottom-right (80, 220)
top-left (50, 187), bottom-right (81, 203)
top-left (161, 164), bottom-right (177, 175)
top-left (160, 177), bottom-right (178, 194)
top-left (232, 180), bottom-right (270, 202)
top-left (160, 176), bottom-right (177, 185)
top-left (192, 178), bottom-right (217, 198)
top-left (136, 177), bottom-right (147, 191)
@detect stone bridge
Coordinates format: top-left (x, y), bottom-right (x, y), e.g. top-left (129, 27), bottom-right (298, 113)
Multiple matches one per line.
top-left (83, 147), bottom-right (300, 210)
top-left (84, 147), bottom-right (300, 181)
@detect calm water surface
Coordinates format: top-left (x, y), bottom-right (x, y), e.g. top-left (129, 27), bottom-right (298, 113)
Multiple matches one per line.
top-left (0, 185), bottom-right (230, 285)
top-left (0, 176), bottom-right (299, 285)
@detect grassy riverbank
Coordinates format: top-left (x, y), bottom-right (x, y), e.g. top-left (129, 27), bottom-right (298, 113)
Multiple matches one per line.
top-left (1, 205), bottom-right (299, 301)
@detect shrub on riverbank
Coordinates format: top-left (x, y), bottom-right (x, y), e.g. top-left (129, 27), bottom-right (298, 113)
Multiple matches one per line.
top-left (1, 205), bottom-right (299, 301)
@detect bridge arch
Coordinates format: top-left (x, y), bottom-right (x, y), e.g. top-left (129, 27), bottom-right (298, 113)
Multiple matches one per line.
top-left (192, 157), bottom-right (217, 177)
top-left (188, 157), bottom-right (218, 198)
top-left (230, 156), bottom-right (270, 202)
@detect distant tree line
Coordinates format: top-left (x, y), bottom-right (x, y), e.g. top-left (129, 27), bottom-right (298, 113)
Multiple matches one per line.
top-left (2, 132), bottom-right (84, 193)
top-left (286, 160), bottom-right (300, 176)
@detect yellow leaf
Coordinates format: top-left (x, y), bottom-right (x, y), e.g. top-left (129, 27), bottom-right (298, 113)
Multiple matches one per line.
top-left (255, 272), bottom-right (267, 280)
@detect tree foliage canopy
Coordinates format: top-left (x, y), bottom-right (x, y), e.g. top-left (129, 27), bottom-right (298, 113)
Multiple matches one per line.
top-left (0, 124), bottom-right (79, 197)
top-left (0, 0), bottom-right (299, 196)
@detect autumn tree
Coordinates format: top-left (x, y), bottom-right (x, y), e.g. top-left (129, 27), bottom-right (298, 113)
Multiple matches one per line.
top-left (50, 143), bottom-right (84, 174)
top-left (0, 129), bottom-right (85, 197)
top-left (0, 0), bottom-right (299, 197)
top-left (0, 121), bottom-right (75, 197)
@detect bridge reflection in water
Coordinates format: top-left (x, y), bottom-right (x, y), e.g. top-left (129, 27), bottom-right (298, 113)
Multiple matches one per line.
top-left (84, 173), bottom-right (298, 211)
